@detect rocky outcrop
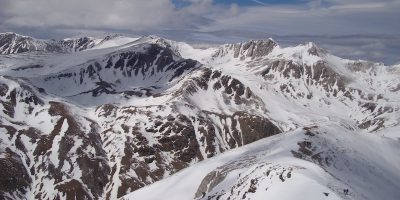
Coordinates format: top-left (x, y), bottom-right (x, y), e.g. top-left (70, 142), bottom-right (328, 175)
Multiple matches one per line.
top-left (213, 39), bottom-right (277, 60)
top-left (60, 37), bottom-right (98, 52)
top-left (0, 32), bottom-right (63, 54)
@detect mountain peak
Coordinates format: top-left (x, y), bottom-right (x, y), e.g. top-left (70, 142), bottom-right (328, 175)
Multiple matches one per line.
top-left (303, 41), bottom-right (327, 57)
top-left (60, 36), bottom-right (99, 52)
top-left (212, 38), bottom-right (278, 59)
top-left (0, 32), bottom-right (50, 54)
top-left (0, 32), bottom-right (28, 37)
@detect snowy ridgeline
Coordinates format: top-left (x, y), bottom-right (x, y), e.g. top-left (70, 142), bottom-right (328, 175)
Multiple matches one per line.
top-left (123, 125), bottom-right (400, 200)
top-left (0, 32), bottom-right (399, 200)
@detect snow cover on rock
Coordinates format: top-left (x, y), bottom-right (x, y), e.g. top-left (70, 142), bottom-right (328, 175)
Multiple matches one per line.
top-left (123, 125), bottom-right (400, 200)
top-left (0, 32), bottom-right (399, 200)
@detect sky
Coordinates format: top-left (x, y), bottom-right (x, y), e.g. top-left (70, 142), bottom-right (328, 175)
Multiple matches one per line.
top-left (0, 0), bottom-right (399, 64)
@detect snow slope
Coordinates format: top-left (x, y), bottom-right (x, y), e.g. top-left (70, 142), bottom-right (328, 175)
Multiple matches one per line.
top-left (123, 125), bottom-right (400, 200)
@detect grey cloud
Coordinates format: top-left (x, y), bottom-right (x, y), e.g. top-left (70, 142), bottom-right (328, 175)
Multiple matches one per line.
top-left (1, 0), bottom-right (398, 36)
top-left (0, 0), bottom-right (398, 64)
top-left (200, 1), bottom-right (400, 35)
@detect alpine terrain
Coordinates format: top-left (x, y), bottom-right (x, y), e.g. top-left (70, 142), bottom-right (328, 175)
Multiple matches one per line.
top-left (0, 32), bottom-right (399, 200)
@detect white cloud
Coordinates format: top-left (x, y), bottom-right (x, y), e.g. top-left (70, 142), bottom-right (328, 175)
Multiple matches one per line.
top-left (0, 0), bottom-right (204, 30)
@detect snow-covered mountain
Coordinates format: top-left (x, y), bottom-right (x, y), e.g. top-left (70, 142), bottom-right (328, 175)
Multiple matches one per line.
top-left (0, 32), bottom-right (139, 55)
top-left (0, 32), bottom-right (399, 200)
top-left (0, 32), bottom-right (64, 54)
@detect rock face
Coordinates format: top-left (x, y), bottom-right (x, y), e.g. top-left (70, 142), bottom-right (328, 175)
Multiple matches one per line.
top-left (0, 32), bottom-right (63, 54)
top-left (60, 37), bottom-right (98, 52)
top-left (0, 33), bottom-right (399, 200)
top-left (213, 39), bottom-right (277, 60)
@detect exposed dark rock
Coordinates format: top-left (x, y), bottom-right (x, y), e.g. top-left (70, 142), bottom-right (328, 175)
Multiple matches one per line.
top-left (60, 37), bottom-right (96, 52)
top-left (0, 83), bottom-right (8, 96)
top-left (1, 89), bottom-right (16, 117)
top-left (214, 39), bottom-right (277, 60)
top-left (0, 149), bottom-right (31, 196)
top-left (234, 112), bottom-right (281, 145)
top-left (54, 179), bottom-right (93, 200)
